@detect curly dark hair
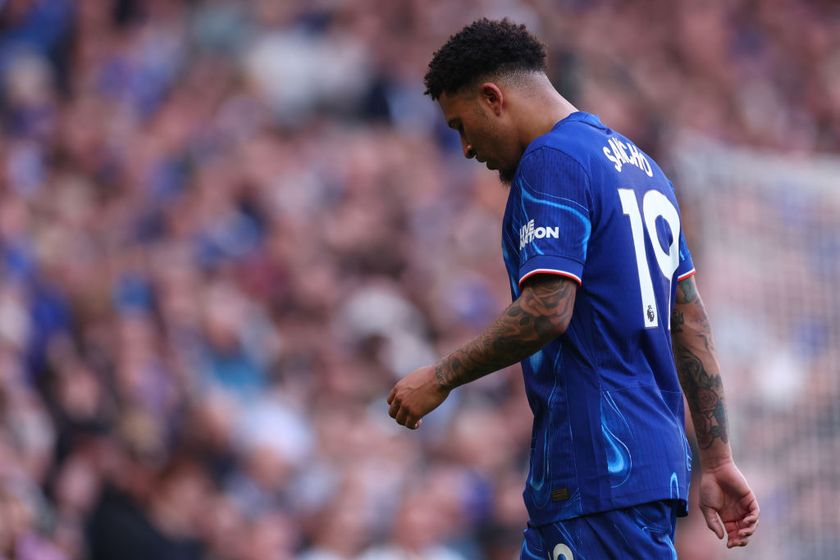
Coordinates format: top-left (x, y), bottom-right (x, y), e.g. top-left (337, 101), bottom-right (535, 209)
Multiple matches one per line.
top-left (424, 18), bottom-right (547, 100)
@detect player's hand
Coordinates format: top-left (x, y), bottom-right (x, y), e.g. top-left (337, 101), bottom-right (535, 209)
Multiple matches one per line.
top-left (387, 365), bottom-right (450, 429)
top-left (699, 461), bottom-right (760, 548)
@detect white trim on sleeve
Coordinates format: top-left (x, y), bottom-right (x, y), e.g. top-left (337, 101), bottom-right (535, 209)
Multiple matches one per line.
top-left (518, 268), bottom-right (582, 288)
top-left (677, 268), bottom-right (697, 282)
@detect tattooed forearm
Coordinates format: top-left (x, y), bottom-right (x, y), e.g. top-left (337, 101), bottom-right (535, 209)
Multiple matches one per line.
top-left (672, 276), bottom-right (730, 453)
top-left (435, 277), bottom-right (576, 390)
top-left (675, 344), bottom-right (728, 449)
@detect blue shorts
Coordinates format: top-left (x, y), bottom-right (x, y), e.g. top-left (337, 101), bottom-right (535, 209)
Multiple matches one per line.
top-left (520, 501), bottom-right (678, 560)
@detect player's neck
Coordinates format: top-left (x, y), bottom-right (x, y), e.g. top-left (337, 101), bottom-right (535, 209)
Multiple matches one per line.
top-left (518, 92), bottom-right (578, 149)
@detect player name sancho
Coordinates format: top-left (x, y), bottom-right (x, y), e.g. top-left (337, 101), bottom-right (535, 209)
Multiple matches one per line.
top-left (602, 137), bottom-right (653, 177)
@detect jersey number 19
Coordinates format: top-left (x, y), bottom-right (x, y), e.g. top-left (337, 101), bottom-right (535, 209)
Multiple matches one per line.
top-left (618, 188), bottom-right (681, 330)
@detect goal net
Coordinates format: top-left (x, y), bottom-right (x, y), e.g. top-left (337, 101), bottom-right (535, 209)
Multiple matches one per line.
top-left (671, 133), bottom-right (840, 559)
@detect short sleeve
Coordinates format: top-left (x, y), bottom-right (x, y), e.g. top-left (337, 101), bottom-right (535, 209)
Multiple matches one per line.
top-left (676, 230), bottom-right (695, 281)
top-left (515, 148), bottom-right (592, 288)
top-left (668, 180), bottom-right (695, 282)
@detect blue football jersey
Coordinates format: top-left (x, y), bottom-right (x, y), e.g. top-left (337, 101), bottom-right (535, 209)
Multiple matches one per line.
top-left (501, 112), bottom-right (695, 526)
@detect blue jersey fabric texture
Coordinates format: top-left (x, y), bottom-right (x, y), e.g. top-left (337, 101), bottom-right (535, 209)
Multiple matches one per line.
top-left (501, 112), bottom-right (695, 527)
top-left (520, 500), bottom-right (679, 560)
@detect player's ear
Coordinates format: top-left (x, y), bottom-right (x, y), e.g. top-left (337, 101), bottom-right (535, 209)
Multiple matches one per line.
top-left (478, 83), bottom-right (504, 116)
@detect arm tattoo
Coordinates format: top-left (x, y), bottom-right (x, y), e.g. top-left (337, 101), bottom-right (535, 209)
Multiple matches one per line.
top-left (675, 276), bottom-right (699, 304)
top-left (435, 277), bottom-right (576, 390)
top-left (671, 277), bottom-right (714, 349)
top-left (671, 309), bottom-right (685, 333)
top-left (672, 276), bottom-right (728, 450)
top-left (675, 344), bottom-right (728, 449)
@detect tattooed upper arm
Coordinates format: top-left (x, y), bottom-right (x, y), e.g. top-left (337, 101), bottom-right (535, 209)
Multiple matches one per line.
top-left (672, 275), bottom-right (699, 334)
top-left (433, 274), bottom-right (578, 391)
top-left (517, 275), bottom-right (578, 338)
top-left (675, 275), bottom-right (699, 304)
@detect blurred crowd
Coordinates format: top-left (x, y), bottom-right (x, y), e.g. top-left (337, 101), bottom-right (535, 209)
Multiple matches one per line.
top-left (0, 0), bottom-right (837, 559)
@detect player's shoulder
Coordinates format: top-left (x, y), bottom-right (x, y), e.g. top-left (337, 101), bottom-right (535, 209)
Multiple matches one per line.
top-left (523, 112), bottom-right (610, 167)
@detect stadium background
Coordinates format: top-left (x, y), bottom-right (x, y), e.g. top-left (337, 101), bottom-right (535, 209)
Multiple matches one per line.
top-left (0, 0), bottom-right (837, 558)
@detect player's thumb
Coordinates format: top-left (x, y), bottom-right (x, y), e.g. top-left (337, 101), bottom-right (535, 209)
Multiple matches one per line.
top-left (701, 506), bottom-right (725, 540)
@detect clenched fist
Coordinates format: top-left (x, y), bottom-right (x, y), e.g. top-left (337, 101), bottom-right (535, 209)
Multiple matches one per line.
top-left (387, 365), bottom-right (450, 429)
